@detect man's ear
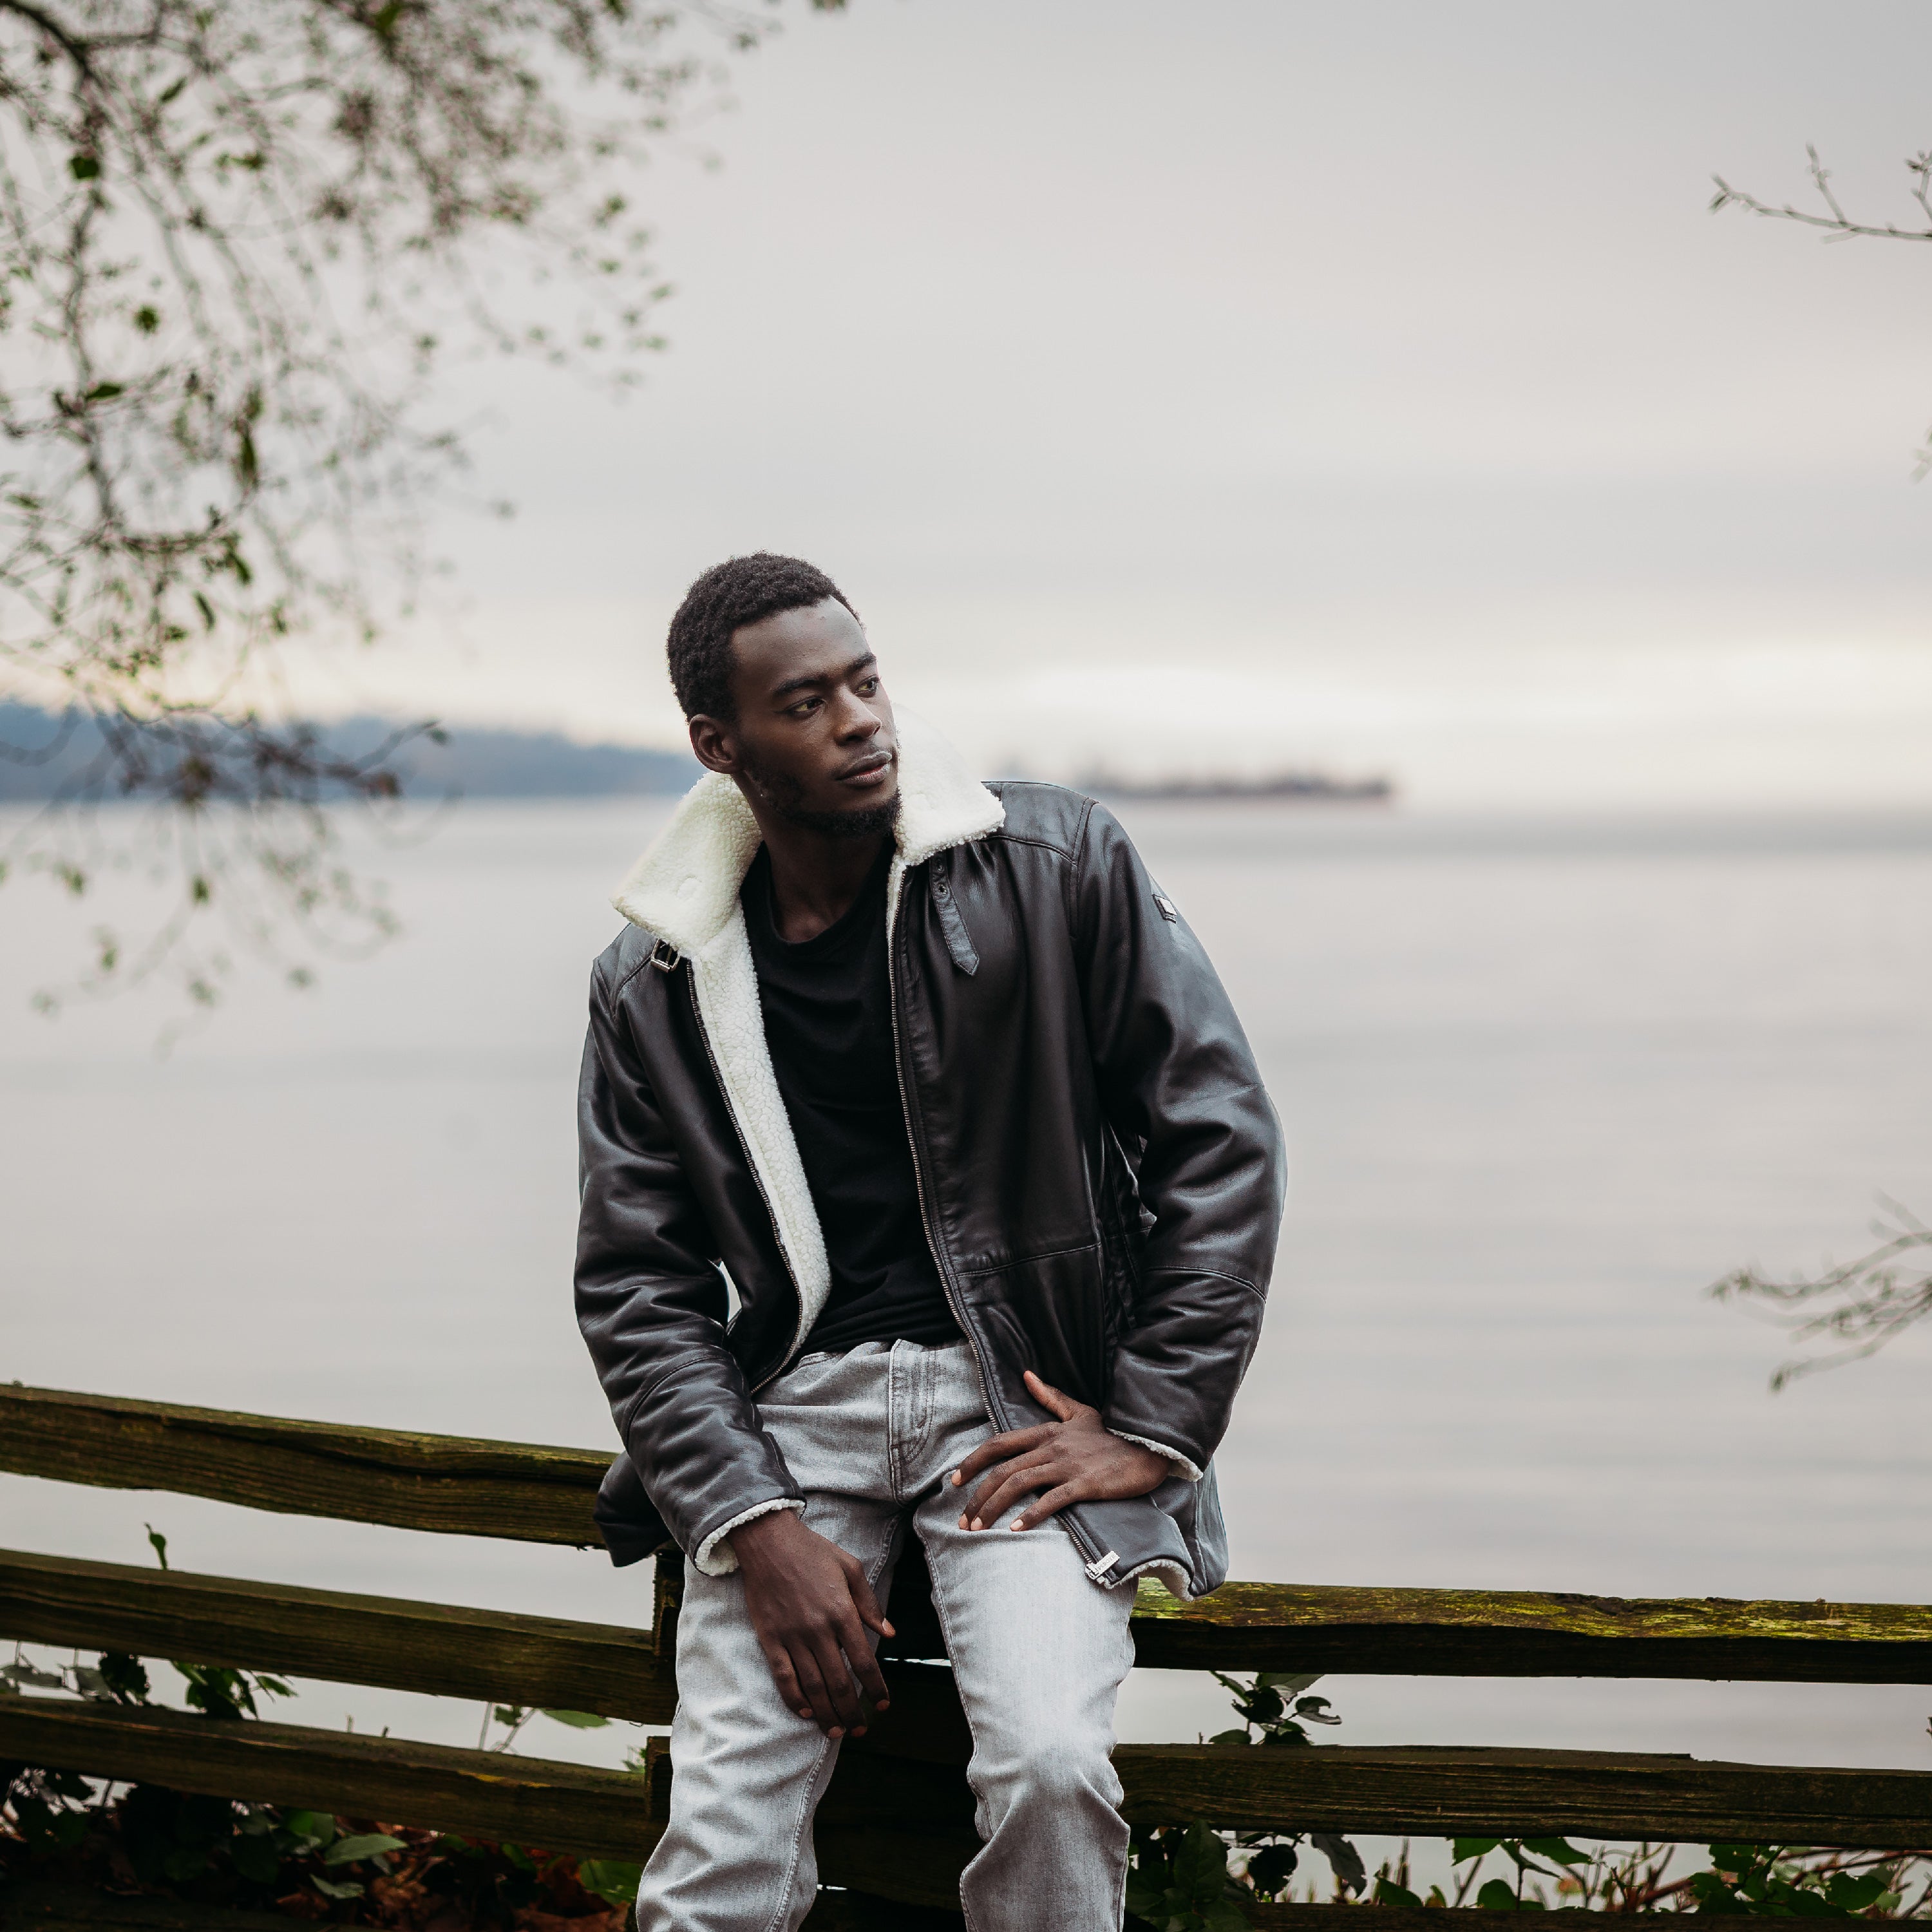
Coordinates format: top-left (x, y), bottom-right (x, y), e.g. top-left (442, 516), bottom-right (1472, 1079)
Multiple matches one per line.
top-left (688, 714), bottom-right (738, 776)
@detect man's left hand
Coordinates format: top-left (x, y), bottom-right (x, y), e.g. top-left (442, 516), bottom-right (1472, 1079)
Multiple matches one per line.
top-left (951, 1368), bottom-right (1171, 1533)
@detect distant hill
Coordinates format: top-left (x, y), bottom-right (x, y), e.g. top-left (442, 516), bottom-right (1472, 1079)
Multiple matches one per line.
top-left (0, 703), bottom-right (701, 803)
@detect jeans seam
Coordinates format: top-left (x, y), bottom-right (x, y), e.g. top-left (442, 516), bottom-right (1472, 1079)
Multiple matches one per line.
top-left (886, 1345), bottom-right (905, 1504)
top-left (921, 1541), bottom-right (990, 1932)
top-left (755, 1511), bottom-right (900, 1932)
top-left (755, 1727), bottom-right (836, 1932)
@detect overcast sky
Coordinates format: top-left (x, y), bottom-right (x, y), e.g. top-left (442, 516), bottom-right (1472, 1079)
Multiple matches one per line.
top-left (292, 0), bottom-right (1932, 806)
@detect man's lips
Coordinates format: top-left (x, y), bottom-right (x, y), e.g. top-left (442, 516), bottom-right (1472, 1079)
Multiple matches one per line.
top-left (836, 750), bottom-right (895, 788)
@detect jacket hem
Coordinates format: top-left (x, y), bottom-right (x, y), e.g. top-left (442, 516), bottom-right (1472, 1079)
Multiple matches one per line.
top-left (1112, 1555), bottom-right (1198, 1600)
top-left (692, 1495), bottom-right (805, 1576)
top-left (1108, 1428), bottom-right (1205, 1484)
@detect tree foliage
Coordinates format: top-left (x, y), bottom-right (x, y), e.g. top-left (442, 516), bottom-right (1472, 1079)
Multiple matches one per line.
top-left (0, 0), bottom-right (826, 1015)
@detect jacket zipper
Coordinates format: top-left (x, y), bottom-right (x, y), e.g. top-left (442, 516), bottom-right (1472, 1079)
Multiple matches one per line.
top-left (679, 961), bottom-right (802, 1395)
top-left (885, 861), bottom-right (1112, 1577)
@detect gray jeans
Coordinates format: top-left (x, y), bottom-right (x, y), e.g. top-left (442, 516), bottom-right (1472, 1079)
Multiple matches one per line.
top-left (635, 1338), bottom-right (1137, 1932)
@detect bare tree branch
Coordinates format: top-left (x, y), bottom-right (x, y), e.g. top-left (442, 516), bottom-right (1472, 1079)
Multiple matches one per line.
top-left (1711, 140), bottom-right (1932, 478)
top-left (1709, 1196), bottom-right (1932, 1391)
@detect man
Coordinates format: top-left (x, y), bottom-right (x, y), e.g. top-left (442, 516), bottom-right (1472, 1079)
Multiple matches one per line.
top-left (576, 553), bottom-right (1284, 1931)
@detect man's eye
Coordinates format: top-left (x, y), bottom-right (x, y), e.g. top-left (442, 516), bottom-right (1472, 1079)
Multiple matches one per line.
top-left (857, 677), bottom-right (878, 696)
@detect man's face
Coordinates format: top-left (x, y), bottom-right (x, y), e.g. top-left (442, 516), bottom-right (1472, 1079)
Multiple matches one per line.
top-left (692, 596), bottom-right (900, 835)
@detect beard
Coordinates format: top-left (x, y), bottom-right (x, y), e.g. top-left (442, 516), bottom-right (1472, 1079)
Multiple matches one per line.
top-left (741, 757), bottom-right (903, 841)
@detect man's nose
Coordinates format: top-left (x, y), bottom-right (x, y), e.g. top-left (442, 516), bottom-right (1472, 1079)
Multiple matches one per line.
top-left (833, 693), bottom-right (882, 740)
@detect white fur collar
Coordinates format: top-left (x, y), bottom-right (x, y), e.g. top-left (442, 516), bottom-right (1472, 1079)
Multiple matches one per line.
top-left (606, 712), bottom-right (1002, 1410)
top-left (611, 710), bottom-right (1003, 959)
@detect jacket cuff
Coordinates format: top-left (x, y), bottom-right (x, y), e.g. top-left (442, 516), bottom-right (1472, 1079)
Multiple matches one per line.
top-left (692, 1495), bottom-right (805, 1577)
top-left (1108, 1428), bottom-right (1204, 1484)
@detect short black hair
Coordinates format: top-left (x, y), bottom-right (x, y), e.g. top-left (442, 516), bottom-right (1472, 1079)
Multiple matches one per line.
top-left (665, 553), bottom-right (860, 721)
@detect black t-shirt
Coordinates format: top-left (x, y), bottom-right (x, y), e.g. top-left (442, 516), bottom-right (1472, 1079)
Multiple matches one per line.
top-left (741, 843), bottom-right (960, 1356)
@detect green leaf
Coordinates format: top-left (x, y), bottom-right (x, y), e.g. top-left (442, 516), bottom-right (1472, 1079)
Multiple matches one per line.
top-left (162, 1844), bottom-right (209, 1881)
top-left (135, 305), bottom-right (160, 334)
top-left (283, 1810), bottom-right (335, 1847)
top-left (1311, 1832), bottom-right (1366, 1897)
top-left (576, 1859), bottom-right (643, 1908)
top-left (1828, 1871), bottom-right (1890, 1912)
top-left (1454, 1836), bottom-right (1502, 1862)
top-left (0, 1662), bottom-right (65, 1688)
top-left (1172, 1822), bottom-right (1231, 1903)
top-left (1477, 1877), bottom-right (1521, 1909)
top-left (1245, 1841), bottom-right (1298, 1899)
top-left (1376, 1877), bottom-right (1424, 1908)
top-left (95, 1654), bottom-right (149, 1700)
top-left (229, 1832), bottom-right (281, 1884)
top-left (83, 382), bottom-right (124, 402)
top-left (323, 1832), bottom-right (406, 1865)
top-left (1521, 1835), bottom-right (1591, 1866)
top-left (310, 1876), bottom-right (363, 1900)
top-left (144, 1525), bottom-right (169, 1570)
top-left (24, 1806), bottom-right (90, 1855)
top-left (1206, 1728), bottom-right (1251, 1746)
top-left (540, 1708), bottom-right (611, 1729)
top-left (1256, 1671), bottom-right (1322, 1693)
top-left (68, 154), bottom-right (100, 180)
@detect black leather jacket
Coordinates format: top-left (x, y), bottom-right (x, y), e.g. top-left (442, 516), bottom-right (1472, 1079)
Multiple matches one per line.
top-left (575, 730), bottom-right (1284, 1598)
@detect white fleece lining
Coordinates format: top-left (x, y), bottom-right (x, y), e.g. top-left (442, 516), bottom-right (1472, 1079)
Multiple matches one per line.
top-left (1118, 1557), bottom-right (1197, 1600)
top-left (690, 920), bottom-right (833, 1341)
top-left (1109, 1430), bottom-right (1205, 1484)
top-left (693, 1495), bottom-right (806, 1577)
top-left (609, 712), bottom-right (1005, 1367)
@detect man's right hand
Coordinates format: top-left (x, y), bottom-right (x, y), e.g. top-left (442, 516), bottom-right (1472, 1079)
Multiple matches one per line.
top-left (729, 1509), bottom-right (895, 1739)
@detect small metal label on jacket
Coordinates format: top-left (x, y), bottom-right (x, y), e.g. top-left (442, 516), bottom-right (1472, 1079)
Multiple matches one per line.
top-left (1152, 893), bottom-right (1179, 923)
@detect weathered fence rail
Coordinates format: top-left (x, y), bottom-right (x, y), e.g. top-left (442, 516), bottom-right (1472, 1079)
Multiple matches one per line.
top-left (5, 1381), bottom-right (1932, 1926)
top-left (8, 1386), bottom-right (1929, 1681)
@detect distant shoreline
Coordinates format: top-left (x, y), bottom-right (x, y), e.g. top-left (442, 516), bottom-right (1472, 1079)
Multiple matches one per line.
top-left (1077, 769), bottom-right (1396, 804)
top-left (1, 700), bottom-right (1399, 806)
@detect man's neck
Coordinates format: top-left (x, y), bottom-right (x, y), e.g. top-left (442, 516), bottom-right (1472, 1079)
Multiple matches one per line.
top-left (756, 817), bottom-right (890, 944)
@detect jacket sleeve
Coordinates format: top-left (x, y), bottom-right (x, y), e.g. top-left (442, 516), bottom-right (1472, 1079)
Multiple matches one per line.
top-left (575, 954), bottom-right (804, 1574)
top-left (1070, 802), bottom-right (1286, 1477)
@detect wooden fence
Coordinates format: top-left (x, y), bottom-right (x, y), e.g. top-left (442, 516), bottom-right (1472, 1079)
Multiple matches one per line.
top-left (3, 1383), bottom-right (1931, 1927)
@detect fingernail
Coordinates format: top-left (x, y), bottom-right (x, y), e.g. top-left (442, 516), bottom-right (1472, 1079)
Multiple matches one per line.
top-left (958, 1515), bottom-right (969, 1530)
top-left (948, 1470), bottom-right (960, 1485)
top-left (828, 1727), bottom-right (844, 1739)
top-left (876, 1699), bottom-right (890, 1710)
top-left (1009, 1520), bottom-right (1024, 1531)
top-left (853, 1726), bottom-right (867, 1737)
top-left (969, 1518), bottom-right (982, 1531)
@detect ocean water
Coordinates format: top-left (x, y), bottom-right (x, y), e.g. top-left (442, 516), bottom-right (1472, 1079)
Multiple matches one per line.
top-left (3, 799), bottom-right (1929, 1808)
